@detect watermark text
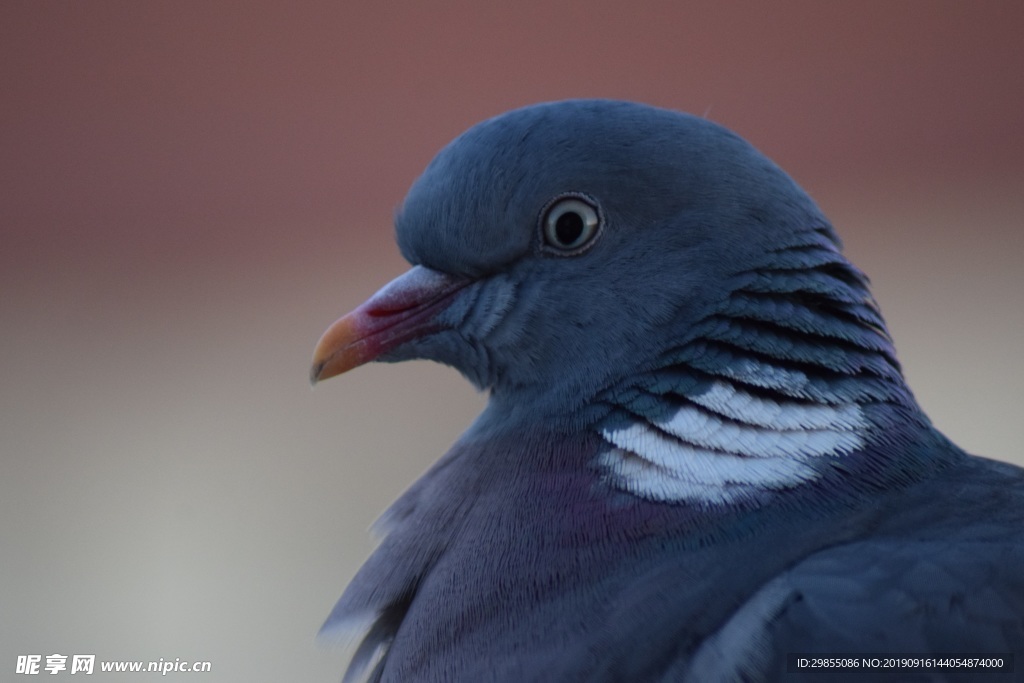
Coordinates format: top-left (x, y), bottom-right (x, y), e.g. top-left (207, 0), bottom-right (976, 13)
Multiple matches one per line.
top-left (16, 655), bottom-right (212, 676)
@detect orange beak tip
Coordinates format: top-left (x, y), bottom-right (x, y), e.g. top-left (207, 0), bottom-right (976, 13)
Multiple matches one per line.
top-left (309, 267), bottom-right (469, 386)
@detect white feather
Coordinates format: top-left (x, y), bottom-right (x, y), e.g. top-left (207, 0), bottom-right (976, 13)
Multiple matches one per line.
top-left (691, 380), bottom-right (865, 430)
top-left (656, 404), bottom-right (863, 459)
top-left (598, 381), bottom-right (867, 504)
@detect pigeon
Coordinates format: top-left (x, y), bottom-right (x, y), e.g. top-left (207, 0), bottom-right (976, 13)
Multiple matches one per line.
top-left (310, 100), bottom-right (1024, 682)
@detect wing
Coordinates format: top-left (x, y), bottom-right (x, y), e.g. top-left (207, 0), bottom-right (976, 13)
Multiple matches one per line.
top-left (681, 539), bottom-right (1024, 682)
top-left (677, 457), bottom-right (1024, 683)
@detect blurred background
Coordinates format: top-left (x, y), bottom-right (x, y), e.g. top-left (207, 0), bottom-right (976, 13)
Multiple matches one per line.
top-left (2, 1), bottom-right (1022, 680)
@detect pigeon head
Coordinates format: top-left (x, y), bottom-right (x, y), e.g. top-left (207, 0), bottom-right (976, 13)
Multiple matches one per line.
top-left (394, 100), bottom-right (826, 275)
top-left (312, 100), bottom-right (911, 443)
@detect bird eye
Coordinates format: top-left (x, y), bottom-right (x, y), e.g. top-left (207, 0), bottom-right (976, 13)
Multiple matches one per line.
top-left (540, 195), bottom-right (602, 254)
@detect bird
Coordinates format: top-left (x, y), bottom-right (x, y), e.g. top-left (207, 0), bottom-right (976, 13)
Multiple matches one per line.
top-left (310, 100), bottom-right (1024, 682)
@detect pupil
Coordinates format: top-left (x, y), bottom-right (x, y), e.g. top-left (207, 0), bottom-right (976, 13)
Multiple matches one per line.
top-left (555, 212), bottom-right (584, 245)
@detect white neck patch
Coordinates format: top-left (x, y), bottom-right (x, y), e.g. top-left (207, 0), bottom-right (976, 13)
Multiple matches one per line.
top-left (598, 379), bottom-right (868, 505)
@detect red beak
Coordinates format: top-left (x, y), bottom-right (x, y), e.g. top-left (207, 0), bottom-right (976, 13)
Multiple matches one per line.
top-left (310, 266), bottom-right (469, 385)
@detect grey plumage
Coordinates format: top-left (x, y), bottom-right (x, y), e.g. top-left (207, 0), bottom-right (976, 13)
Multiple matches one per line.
top-left (311, 100), bottom-right (1024, 682)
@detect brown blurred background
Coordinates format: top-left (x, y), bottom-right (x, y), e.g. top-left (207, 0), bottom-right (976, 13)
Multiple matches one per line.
top-left (2, 1), bottom-right (1022, 680)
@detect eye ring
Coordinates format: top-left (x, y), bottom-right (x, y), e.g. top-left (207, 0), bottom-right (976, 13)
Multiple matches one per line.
top-left (539, 194), bottom-right (603, 255)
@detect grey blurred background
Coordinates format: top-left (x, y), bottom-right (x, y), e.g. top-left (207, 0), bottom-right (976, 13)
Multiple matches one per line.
top-left (2, 2), bottom-right (1022, 680)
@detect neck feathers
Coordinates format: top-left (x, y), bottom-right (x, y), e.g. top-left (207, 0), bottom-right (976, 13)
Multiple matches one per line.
top-left (596, 225), bottom-right (930, 505)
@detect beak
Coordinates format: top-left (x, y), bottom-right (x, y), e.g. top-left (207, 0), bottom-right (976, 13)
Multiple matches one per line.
top-left (310, 266), bottom-right (469, 385)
